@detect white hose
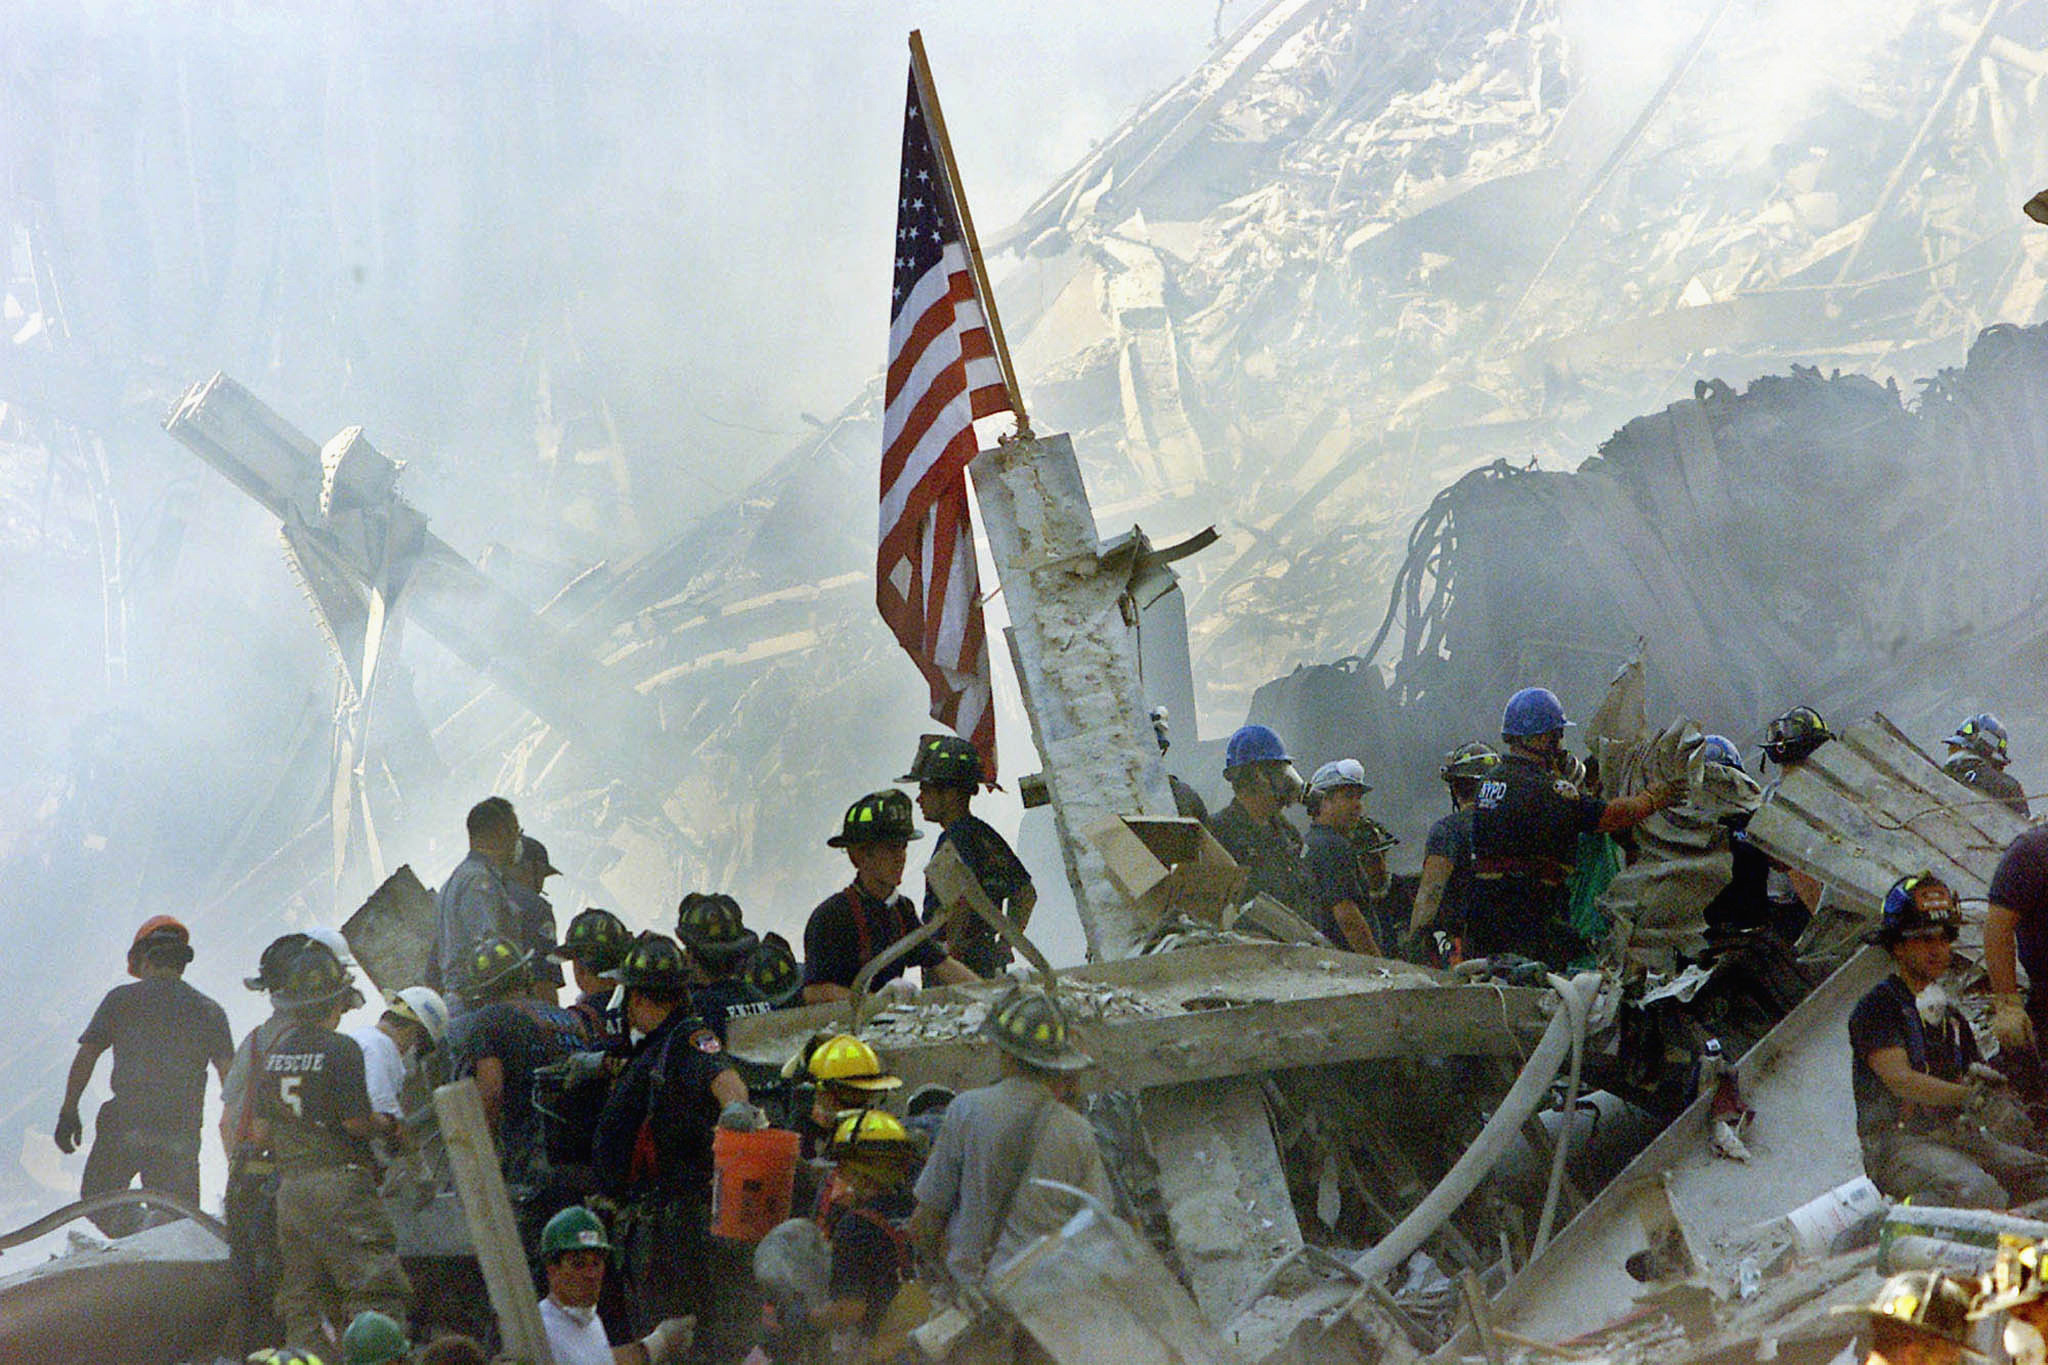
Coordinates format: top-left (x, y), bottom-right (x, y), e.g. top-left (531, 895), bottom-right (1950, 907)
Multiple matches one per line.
top-left (1337, 971), bottom-right (1599, 1313)
top-left (1533, 971), bottom-right (1589, 1257)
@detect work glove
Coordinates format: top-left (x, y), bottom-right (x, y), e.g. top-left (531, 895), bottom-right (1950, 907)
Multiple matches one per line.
top-left (536, 1050), bottom-right (611, 1086)
top-left (54, 1106), bottom-right (82, 1154)
top-left (1994, 993), bottom-right (2037, 1053)
top-left (639, 1314), bottom-right (694, 1365)
top-left (1964, 1063), bottom-right (2009, 1118)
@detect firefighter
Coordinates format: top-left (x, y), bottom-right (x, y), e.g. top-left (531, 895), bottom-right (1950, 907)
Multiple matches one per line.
top-left (1467, 687), bottom-right (1680, 968)
top-left (552, 907), bottom-right (633, 1043)
top-left (1850, 872), bottom-right (2048, 1208)
top-left (1205, 724), bottom-right (1311, 913)
top-left (222, 933), bottom-right (313, 1351)
top-left (677, 893), bottom-right (774, 1039)
top-left (1943, 713), bottom-right (2029, 820)
top-left (1408, 742), bottom-right (1500, 962)
top-left (903, 733), bottom-right (1036, 976)
top-left (812, 1110), bottom-right (926, 1365)
top-left (590, 934), bottom-right (752, 1361)
top-left (257, 942), bottom-right (411, 1352)
top-left (802, 790), bottom-right (978, 1004)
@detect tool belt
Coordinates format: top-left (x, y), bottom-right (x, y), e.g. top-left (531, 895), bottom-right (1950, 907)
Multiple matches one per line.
top-left (1472, 855), bottom-right (1572, 886)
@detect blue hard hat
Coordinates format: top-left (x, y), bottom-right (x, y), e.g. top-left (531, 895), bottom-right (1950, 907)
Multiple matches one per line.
top-left (1947, 713), bottom-right (2010, 765)
top-left (1501, 688), bottom-right (1574, 739)
top-left (1225, 724), bottom-right (1290, 771)
top-left (1700, 734), bottom-right (1744, 770)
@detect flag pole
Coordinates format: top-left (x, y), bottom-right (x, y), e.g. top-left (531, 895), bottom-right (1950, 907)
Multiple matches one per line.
top-left (908, 29), bottom-right (1033, 441)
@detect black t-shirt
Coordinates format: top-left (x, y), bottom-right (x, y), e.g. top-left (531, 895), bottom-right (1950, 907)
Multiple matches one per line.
top-left (829, 1190), bottom-right (914, 1332)
top-left (1303, 823), bottom-right (1371, 948)
top-left (258, 1020), bottom-right (377, 1172)
top-left (803, 885), bottom-right (944, 991)
top-left (1991, 826), bottom-right (2048, 1010)
top-left (592, 1010), bottom-right (730, 1201)
top-left (1848, 975), bottom-right (1980, 1136)
top-left (1423, 810), bottom-right (1477, 935)
top-left (454, 997), bottom-right (586, 1179)
top-left (1205, 800), bottom-right (1310, 912)
top-left (79, 976), bottom-right (233, 1133)
top-left (694, 977), bottom-right (773, 1042)
top-left (1946, 754), bottom-right (2031, 820)
top-left (922, 814), bottom-right (1031, 976)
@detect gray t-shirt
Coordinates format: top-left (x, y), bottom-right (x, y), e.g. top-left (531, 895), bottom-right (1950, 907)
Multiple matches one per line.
top-left (222, 1011), bottom-right (295, 1149)
top-left (912, 1074), bottom-right (1111, 1285)
top-left (434, 851), bottom-right (515, 993)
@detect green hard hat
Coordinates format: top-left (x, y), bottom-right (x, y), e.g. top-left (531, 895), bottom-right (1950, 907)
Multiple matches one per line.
top-left (826, 789), bottom-right (924, 848)
top-left (541, 1204), bottom-right (613, 1259)
top-left (342, 1310), bottom-right (412, 1365)
top-left (550, 907), bottom-right (631, 972)
top-left (676, 892), bottom-right (758, 961)
top-left (899, 733), bottom-right (984, 788)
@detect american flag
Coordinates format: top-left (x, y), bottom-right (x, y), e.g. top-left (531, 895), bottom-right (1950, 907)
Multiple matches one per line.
top-left (879, 62), bottom-right (1012, 782)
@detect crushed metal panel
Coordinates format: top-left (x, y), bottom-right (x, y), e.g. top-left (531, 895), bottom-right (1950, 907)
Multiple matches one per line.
top-left (1456, 947), bottom-right (1890, 1353)
top-left (1745, 713), bottom-right (2028, 924)
top-left (341, 864), bottom-right (437, 996)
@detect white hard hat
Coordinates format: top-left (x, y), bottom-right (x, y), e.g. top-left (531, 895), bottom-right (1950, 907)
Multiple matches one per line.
top-left (1308, 758), bottom-right (1370, 795)
top-left (387, 986), bottom-right (451, 1048)
top-left (305, 926), bottom-right (356, 969)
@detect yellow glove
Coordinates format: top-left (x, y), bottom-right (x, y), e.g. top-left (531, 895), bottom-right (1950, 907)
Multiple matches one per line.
top-left (1993, 992), bottom-right (2036, 1053)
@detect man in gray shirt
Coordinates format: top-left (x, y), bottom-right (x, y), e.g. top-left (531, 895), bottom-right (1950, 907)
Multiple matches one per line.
top-left (433, 796), bottom-right (523, 996)
top-left (912, 986), bottom-right (1111, 1287)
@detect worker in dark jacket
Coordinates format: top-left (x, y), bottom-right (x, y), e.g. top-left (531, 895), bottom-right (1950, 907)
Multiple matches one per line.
top-left (57, 916), bottom-right (233, 1237)
top-left (1468, 688), bottom-right (1680, 967)
top-left (1205, 724), bottom-right (1310, 913)
top-left (591, 934), bottom-right (751, 1358)
top-left (1943, 713), bottom-right (2030, 820)
top-left (1408, 743), bottom-right (1499, 962)
top-left (1301, 759), bottom-right (1389, 953)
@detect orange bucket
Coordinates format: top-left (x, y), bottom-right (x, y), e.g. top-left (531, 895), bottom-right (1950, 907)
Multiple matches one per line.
top-left (711, 1127), bottom-right (801, 1242)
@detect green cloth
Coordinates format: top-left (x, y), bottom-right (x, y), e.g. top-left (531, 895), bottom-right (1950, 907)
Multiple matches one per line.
top-left (1565, 833), bottom-right (1622, 966)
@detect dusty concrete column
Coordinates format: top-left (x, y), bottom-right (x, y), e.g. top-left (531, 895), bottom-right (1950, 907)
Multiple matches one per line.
top-left (970, 433), bottom-right (1176, 962)
top-left (971, 433), bottom-right (1303, 1330)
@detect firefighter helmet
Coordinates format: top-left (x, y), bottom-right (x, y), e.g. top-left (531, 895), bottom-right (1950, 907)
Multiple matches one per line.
top-left (744, 933), bottom-right (803, 1008)
top-left (1440, 742), bottom-right (1501, 783)
top-left (1762, 706), bottom-right (1833, 765)
top-left (985, 985), bottom-right (1092, 1073)
top-left (676, 892), bottom-right (758, 961)
top-left (551, 907), bottom-right (632, 972)
top-left (605, 933), bottom-right (692, 994)
top-left (463, 934), bottom-right (535, 1000)
top-left (1874, 872), bottom-right (1962, 946)
top-left (1834, 1269), bottom-right (1980, 1351)
top-left (1949, 713), bottom-right (2012, 766)
top-left (900, 733), bottom-right (985, 788)
top-left (275, 942), bottom-right (361, 1013)
top-left (807, 1034), bottom-right (902, 1091)
top-left (827, 789), bottom-right (923, 848)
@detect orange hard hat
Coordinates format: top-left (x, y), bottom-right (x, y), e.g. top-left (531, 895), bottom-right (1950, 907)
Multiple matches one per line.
top-left (132, 915), bottom-right (189, 947)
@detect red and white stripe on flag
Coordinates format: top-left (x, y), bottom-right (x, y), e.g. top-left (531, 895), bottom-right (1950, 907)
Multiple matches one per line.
top-left (879, 64), bottom-right (1012, 782)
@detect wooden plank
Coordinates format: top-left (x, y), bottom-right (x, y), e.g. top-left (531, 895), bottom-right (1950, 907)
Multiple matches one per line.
top-left (434, 1079), bottom-right (553, 1365)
